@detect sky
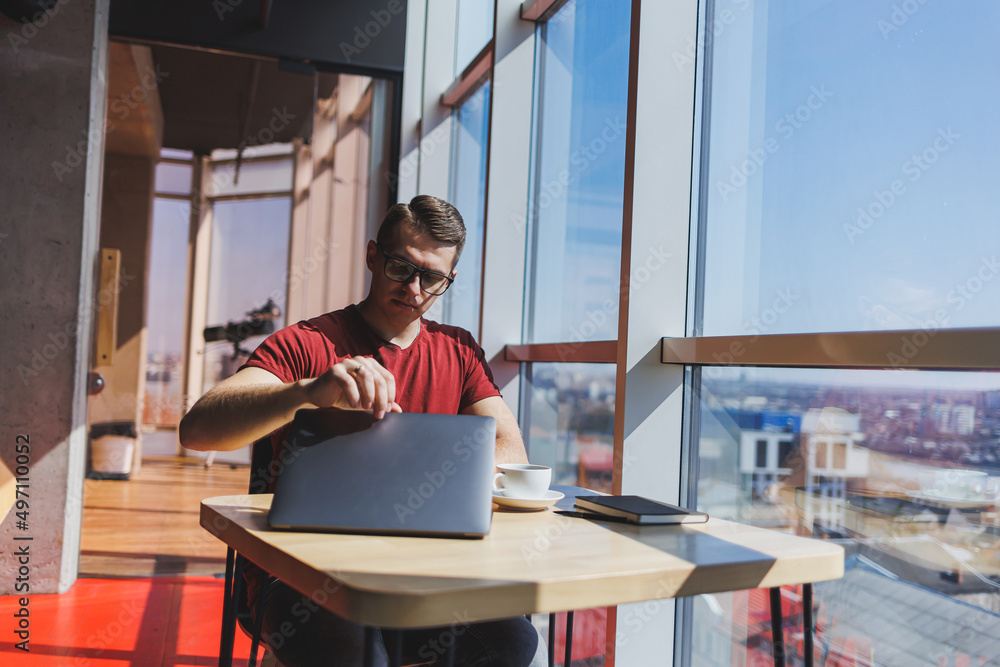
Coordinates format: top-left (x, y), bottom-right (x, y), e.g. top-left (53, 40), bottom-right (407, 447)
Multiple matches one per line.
top-left (703, 0), bottom-right (1000, 337)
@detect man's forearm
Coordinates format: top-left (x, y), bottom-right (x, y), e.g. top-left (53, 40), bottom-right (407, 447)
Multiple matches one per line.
top-left (495, 430), bottom-right (530, 465)
top-left (179, 382), bottom-right (309, 452)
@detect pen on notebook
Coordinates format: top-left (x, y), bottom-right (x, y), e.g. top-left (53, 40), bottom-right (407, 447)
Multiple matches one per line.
top-left (554, 510), bottom-right (630, 523)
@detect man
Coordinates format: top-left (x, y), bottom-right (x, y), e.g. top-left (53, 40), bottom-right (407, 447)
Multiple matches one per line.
top-left (180, 195), bottom-right (545, 666)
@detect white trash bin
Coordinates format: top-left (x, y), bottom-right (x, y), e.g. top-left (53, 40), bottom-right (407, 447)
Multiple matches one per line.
top-left (89, 422), bottom-right (137, 480)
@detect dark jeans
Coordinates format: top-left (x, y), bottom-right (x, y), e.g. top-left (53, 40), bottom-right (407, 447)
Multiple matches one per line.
top-left (253, 580), bottom-right (548, 666)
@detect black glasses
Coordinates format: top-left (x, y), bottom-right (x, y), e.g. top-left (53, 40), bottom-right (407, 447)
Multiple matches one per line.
top-left (377, 244), bottom-right (454, 296)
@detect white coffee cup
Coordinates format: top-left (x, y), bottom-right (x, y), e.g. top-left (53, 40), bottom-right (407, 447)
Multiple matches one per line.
top-left (934, 468), bottom-right (988, 499)
top-left (493, 464), bottom-right (551, 499)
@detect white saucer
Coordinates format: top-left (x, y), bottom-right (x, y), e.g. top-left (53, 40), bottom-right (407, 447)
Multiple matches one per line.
top-left (905, 489), bottom-right (996, 507)
top-left (492, 490), bottom-right (565, 511)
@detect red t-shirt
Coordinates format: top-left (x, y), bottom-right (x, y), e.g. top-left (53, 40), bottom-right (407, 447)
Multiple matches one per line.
top-left (240, 304), bottom-right (501, 484)
top-left (239, 305), bottom-right (500, 603)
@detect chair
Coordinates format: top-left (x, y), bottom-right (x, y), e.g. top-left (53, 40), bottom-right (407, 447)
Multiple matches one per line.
top-left (219, 436), bottom-right (279, 667)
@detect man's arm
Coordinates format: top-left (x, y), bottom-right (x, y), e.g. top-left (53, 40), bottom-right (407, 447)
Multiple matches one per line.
top-left (179, 358), bottom-right (400, 452)
top-left (461, 395), bottom-right (529, 465)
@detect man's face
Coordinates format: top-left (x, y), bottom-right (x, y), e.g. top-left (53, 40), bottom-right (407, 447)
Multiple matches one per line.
top-left (365, 224), bottom-right (458, 329)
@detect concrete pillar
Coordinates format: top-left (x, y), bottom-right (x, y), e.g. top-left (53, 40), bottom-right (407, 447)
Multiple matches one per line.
top-left (0, 0), bottom-right (110, 593)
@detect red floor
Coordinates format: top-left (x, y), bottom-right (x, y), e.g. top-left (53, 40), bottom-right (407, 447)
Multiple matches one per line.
top-left (0, 576), bottom-right (254, 666)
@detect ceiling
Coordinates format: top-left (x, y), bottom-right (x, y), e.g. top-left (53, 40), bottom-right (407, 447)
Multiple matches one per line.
top-left (104, 0), bottom-right (406, 154)
top-left (108, 0), bottom-right (408, 75)
top-left (145, 44), bottom-right (337, 154)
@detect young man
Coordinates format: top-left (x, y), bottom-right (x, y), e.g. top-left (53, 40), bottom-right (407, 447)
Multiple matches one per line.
top-left (180, 195), bottom-right (545, 666)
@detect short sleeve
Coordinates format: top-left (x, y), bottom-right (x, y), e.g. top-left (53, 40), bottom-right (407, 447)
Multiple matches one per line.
top-left (239, 320), bottom-right (334, 383)
top-left (458, 331), bottom-right (501, 411)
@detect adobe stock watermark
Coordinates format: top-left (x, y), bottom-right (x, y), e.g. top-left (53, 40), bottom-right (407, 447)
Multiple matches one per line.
top-left (887, 253), bottom-right (999, 367)
top-left (6, 0), bottom-right (71, 53)
top-left (256, 575), bottom-right (347, 654)
top-left (553, 243), bottom-right (672, 361)
top-left (510, 116), bottom-right (627, 233)
top-left (413, 610), bottom-right (476, 663)
top-left (878, 0), bottom-right (932, 40)
top-left (243, 238), bottom-right (340, 323)
top-left (518, 453), bottom-right (637, 564)
top-left (716, 85), bottom-right (833, 202)
top-left (605, 577), bottom-right (676, 654)
top-left (80, 599), bottom-right (142, 661)
top-left (704, 288), bottom-right (799, 378)
top-left (339, 0), bottom-right (404, 64)
top-left (387, 123), bottom-right (448, 190)
top-left (17, 267), bottom-right (137, 384)
top-left (392, 425), bottom-right (494, 524)
top-left (205, 107), bottom-right (298, 195)
top-left (843, 127), bottom-right (958, 245)
top-left (673, 0), bottom-right (752, 72)
top-left (52, 64), bottom-right (170, 182)
top-left (387, 86), bottom-right (491, 190)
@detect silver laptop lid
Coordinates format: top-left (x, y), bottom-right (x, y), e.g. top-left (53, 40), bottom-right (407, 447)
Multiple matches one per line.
top-left (268, 409), bottom-right (496, 538)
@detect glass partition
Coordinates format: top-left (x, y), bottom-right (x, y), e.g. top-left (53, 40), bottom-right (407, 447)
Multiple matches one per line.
top-left (437, 81), bottom-right (490, 335)
top-left (202, 197), bottom-right (291, 393)
top-left (524, 0), bottom-right (631, 344)
top-left (693, 367), bottom-right (1000, 665)
top-left (522, 362), bottom-right (616, 492)
top-left (455, 0), bottom-right (494, 75)
top-left (144, 197), bottom-right (191, 426)
top-left (687, 1), bottom-right (1000, 663)
top-left (698, 0), bottom-right (1000, 337)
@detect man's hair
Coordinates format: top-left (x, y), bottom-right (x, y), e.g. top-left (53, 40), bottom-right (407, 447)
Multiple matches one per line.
top-left (376, 195), bottom-right (466, 266)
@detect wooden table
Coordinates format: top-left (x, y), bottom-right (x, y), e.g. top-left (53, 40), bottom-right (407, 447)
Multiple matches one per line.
top-left (202, 493), bottom-right (843, 665)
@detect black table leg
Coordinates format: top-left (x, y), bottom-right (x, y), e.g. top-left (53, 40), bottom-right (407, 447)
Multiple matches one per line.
top-left (548, 613), bottom-right (556, 667)
top-left (219, 548), bottom-right (235, 667)
top-left (564, 610), bottom-right (574, 667)
top-left (803, 583), bottom-right (814, 667)
top-left (770, 587), bottom-right (785, 667)
top-left (362, 627), bottom-right (378, 667)
top-left (443, 639), bottom-right (456, 667)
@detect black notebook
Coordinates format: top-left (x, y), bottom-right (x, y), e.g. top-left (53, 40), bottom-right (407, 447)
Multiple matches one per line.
top-left (574, 495), bottom-right (708, 525)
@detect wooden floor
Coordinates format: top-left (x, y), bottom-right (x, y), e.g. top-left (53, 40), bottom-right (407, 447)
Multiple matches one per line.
top-left (80, 457), bottom-right (250, 577)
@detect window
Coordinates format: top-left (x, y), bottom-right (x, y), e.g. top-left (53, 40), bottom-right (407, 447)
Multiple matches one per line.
top-left (755, 439), bottom-right (767, 468)
top-left (441, 81), bottom-right (490, 335)
top-left (688, 1), bottom-right (1000, 664)
top-left (518, 0), bottom-right (630, 492)
top-left (524, 0), bottom-right (631, 344)
top-left (144, 188), bottom-right (191, 426)
top-left (202, 196), bottom-right (291, 394)
top-left (694, 369), bottom-right (1000, 664)
top-left (698, 0), bottom-right (1000, 337)
top-left (454, 0), bottom-right (494, 75)
top-left (521, 363), bottom-right (616, 492)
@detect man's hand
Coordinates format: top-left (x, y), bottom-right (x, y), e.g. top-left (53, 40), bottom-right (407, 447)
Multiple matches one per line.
top-left (180, 358), bottom-right (401, 452)
top-left (301, 356), bottom-right (401, 419)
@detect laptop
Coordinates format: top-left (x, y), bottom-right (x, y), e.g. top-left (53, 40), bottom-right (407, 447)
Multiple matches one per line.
top-left (268, 409), bottom-right (496, 538)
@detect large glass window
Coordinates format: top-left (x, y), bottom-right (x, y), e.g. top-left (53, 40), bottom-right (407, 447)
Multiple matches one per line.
top-left (438, 81), bottom-right (490, 335)
top-left (694, 368), bottom-right (1000, 665)
top-left (144, 194), bottom-right (190, 426)
top-left (522, 363), bottom-right (616, 492)
top-left (454, 0), bottom-right (494, 75)
top-left (690, 1), bottom-right (1000, 664)
top-left (202, 197), bottom-right (291, 393)
top-left (699, 0), bottom-right (1000, 336)
top-left (524, 0), bottom-right (631, 344)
